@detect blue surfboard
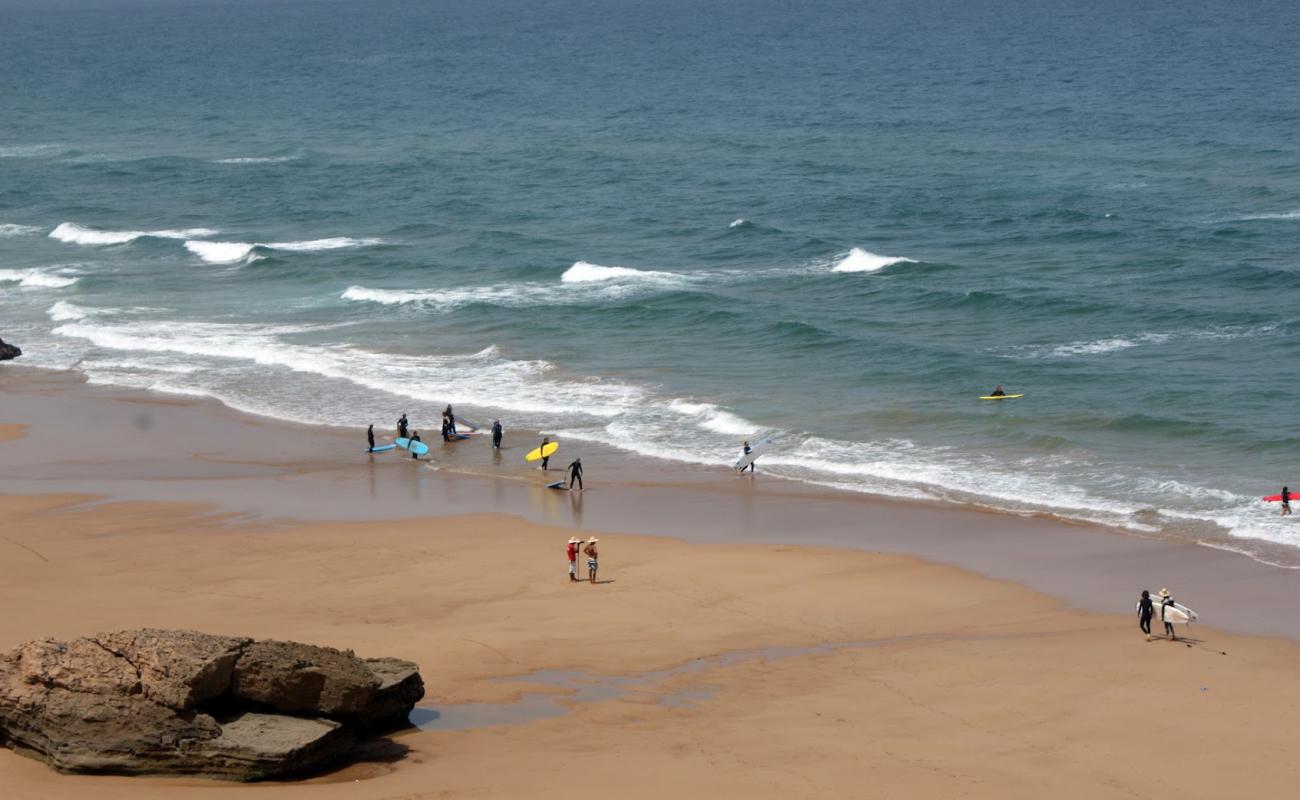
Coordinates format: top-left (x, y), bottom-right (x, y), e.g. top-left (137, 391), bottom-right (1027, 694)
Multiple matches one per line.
top-left (395, 437), bottom-right (430, 456)
top-left (545, 480), bottom-right (567, 490)
top-left (366, 444), bottom-right (397, 453)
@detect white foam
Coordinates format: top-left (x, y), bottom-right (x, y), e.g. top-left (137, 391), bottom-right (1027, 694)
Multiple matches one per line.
top-left (729, 218), bottom-right (749, 228)
top-left (1231, 210), bottom-right (1300, 221)
top-left (187, 237), bottom-right (383, 264)
top-left (46, 300), bottom-right (91, 321)
top-left (185, 241), bottom-right (257, 263)
top-left (667, 399), bottom-right (759, 436)
top-left (0, 224), bottom-right (41, 237)
top-left (0, 144), bottom-right (63, 158)
top-left (0, 268), bottom-right (78, 289)
top-left (560, 261), bottom-right (681, 283)
top-left (214, 155), bottom-right (299, 164)
top-left (830, 248), bottom-right (915, 273)
top-left (50, 222), bottom-right (220, 246)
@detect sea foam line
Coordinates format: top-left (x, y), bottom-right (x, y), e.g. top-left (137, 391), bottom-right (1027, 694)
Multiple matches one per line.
top-left (0, 224), bottom-right (41, 237)
top-left (51, 222), bottom-right (220, 246)
top-left (0, 268), bottom-right (78, 289)
top-left (186, 237), bottom-right (385, 264)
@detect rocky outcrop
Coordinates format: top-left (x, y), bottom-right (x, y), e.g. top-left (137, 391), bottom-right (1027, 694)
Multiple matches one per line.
top-left (0, 337), bottom-right (20, 361)
top-left (0, 629), bottom-right (423, 781)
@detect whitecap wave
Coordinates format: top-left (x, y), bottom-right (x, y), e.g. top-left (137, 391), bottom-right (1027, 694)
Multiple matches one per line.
top-left (1007, 325), bottom-right (1276, 359)
top-left (667, 399), bottom-right (758, 436)
top-left (51, 222), bottom-right (220, 246)
top-left (0, 268), bottom-right (79, 289)
top-left (560, 261), bottom-right (682, 283)
top-left (187, 237), bottom-right (384, 263)
top-left (729, 218), bottom-right (749, 228)
top-left (213, 155), bottom-right (300, 164)
top-left (830, 247), bottom-right (916, 273)
top-left (0, 224), bottom-right (41, 237)
top-left (46, 300), bottom-right (92, 321)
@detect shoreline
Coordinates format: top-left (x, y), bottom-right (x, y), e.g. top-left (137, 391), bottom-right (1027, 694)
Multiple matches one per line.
top-left (2, 366), bottom-right (1299, 640)
top-left (6, 367), bottom-right (1300, 797)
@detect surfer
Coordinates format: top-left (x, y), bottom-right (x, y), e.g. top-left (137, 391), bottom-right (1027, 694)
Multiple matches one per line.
top-left (397, 413), bottom-right (409, 439)
top-left (491, 420), bottom-right (503, 449)
top-left (583, 537), bottom-right (599, 583)
top-left (741, 440), bottom-right (755, 474)
top-left (1282, 486), bottom-right (1292, 517)
top-left (567, 458), bottom-right (584, 491)
top-left (1137, 590), bottom-right (1154, 641)
top-left (444, 404), bottom-right (456, 435)
top-left (367, 424), bottom-right (375, 453)
top-left (410, 431), bottom-right (422, 459)
top-left (567, 537), bottom-right (582, 582)
top-left (1158, 588), bottom-right (1177, 641)
top-left (540, 436), bottom-right (552, 471)
top-left (441, 417), bottom-right (452, 442)
top-left (990, 385), bottom-right (1006, 397)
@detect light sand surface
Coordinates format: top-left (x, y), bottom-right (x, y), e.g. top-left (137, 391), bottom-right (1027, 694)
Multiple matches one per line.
top-left (2, 494), bottom-right (1300, 799)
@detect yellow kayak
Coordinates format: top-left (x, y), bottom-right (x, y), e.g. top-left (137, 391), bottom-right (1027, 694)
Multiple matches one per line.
top-left (525, 441), bottom-right (559, 461)
top-left (979, 394), bottom-right (1024, 400)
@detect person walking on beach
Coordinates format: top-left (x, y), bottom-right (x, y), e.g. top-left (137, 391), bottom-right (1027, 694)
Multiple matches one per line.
top-left (567, 537), bottom-right (582, 582)
top-left (740, 440), bottom-right (755, 474)
top-left (1137, 589), bottom-right (1154, 641)
top-left (397, 413), bottom-right (409, 440)
top-left (583, 537), bottom-right (599, 583)
top-left (540, 436), bottom-right (552, 471)
top-left (441, 416), bottom-right (452, 442)
top-left (1282, 486), bottom-right (1292, 516)
top-left (410, 431), bottom-right (422, 459)
top-left (567, 458), bottom-right (584, 491)
top-left (367, 424), bottom-right (375, 453)
top-left (1158, 588), bottom-right (1177, 641)
top-left (491, 419), bottom-right (503, 449)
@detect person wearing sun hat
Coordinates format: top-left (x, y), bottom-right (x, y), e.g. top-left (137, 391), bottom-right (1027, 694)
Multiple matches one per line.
top-left (583, 537), bottom-right (599, 583)
top-left (566, 537), bottom-right (583, 583)
top-left (1158, 588), bottom-right (1178, 641)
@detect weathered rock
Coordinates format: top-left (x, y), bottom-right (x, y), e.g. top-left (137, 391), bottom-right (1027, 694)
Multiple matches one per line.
top-left (0, 630), bottom-right (422, 780)
top-left (0, 337), bottom-right (19, 361)
top-left (231, 639), bottom-right (380, 716)
top-left (355, 657), bottom-right (425, 732)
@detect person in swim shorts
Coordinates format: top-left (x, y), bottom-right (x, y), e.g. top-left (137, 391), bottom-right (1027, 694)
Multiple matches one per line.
top-left (567, 537), bottom-right (582, 582)
top-left (583, 537), bottom-right (599, 583)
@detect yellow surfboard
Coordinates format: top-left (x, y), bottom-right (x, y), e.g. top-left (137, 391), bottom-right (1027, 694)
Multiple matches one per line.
top-left (525, 441), bottom-right (559, 461)
top-left (979, 394), bottom-right (1024, 400)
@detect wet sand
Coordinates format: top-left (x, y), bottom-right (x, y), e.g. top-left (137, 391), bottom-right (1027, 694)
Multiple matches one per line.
top-left (3, 368), bottom-right (1300, 798)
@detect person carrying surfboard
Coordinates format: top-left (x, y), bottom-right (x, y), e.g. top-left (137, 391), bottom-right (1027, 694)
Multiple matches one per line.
top-left (990, 385), bottom-right (1006, 397)
top-left (410, 431), bottom-right (422, 459)
top-left (444, 404), bottom-right (457, 435)
top-left (1281, 486), bottom-right (1292, 517)
top-left (1158, 588), bottom-right (1178, 641)
top-left (540, 436), bottom-right (552, 471)
top-left (740, 440), bottom-right (755, 473)
top-left (1137, 590), bottom-right (1154, 641)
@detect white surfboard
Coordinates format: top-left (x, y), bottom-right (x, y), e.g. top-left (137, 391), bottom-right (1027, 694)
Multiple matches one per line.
top-left (1159, 600), bottom-right (1197, 625)
top-left (734, 438), bottom-right (773, 471)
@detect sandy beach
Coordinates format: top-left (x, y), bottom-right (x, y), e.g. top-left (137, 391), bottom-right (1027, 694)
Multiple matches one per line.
top-left (4, 369), bottom-right (1300, 798)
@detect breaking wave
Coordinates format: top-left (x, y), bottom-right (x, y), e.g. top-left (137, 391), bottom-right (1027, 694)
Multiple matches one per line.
top-left (51, 222), bottom-right (220, 246)
top-left (186, 237), bottom-right (384, 264)
top-left (0, 268), bottom-right (79, 289)
top-left (830, 248), bottom-right (916, 273)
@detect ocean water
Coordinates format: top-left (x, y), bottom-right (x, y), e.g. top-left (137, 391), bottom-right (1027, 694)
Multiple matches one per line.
top-left (3, 0), bottom-right (1300, 559)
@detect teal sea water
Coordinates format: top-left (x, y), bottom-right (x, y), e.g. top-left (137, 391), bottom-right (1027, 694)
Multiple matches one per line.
top-left (3, 0), bottom-right (1300, 559)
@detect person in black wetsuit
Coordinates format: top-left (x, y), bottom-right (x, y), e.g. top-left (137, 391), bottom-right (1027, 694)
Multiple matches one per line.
top-left (567, 458), bottom-right (584, 491)
top-left (990, 385), bottom-right (1006, 397)
top-left (1137, 589), bottom-right (1154, 641)
top-left (1282, 486), bottom-right (1292, 517)
top-left (491, 420), bottom-right (503, 449)
top-left (444, 404), bottom-right (456, 435)
top-left (540, 436), bottom-right (551, 471)
top-left (441, 417), bottom-right (452, 442)
top-left (740, 440), bottom-right (755, 474)
top-left (410, 431), bottom-right (422, 459)
top-left (397, 413), bottom-right (409, 440)
top-left (367, 424), bottom-right (375, 453)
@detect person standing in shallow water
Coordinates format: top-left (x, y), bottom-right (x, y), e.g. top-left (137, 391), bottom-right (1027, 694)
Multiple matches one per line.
top-left (1137, 590), bottom-right (1154, 641)
top-left (367, 424), bottom-right (375, 453)
top-left (567, 457), bottom-right (584, 491)
top-left (540, 436), bottom-right (551, 471)
top-left (410, 431), bottom-right (422, 459)
top-left (397, 413), bottom-right (409, 440)
top-left (491, 419), bottom-right (503, 449)
top-left (740, 440), bottom-right (755, 474)
top-left (1282, 486), bottom-right (1292, 516)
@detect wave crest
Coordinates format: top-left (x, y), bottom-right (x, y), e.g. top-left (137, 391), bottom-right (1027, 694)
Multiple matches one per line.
top-left (831, 247), bottom-right (916, 273)
top-left (0, 268), bottom-right (78, 289)
top-left (188, 237), bottom-right (384, 264)
top-left (561, 261), bottom-right (680, 283)
top-left (51, 222), bottom-right (219, 246)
